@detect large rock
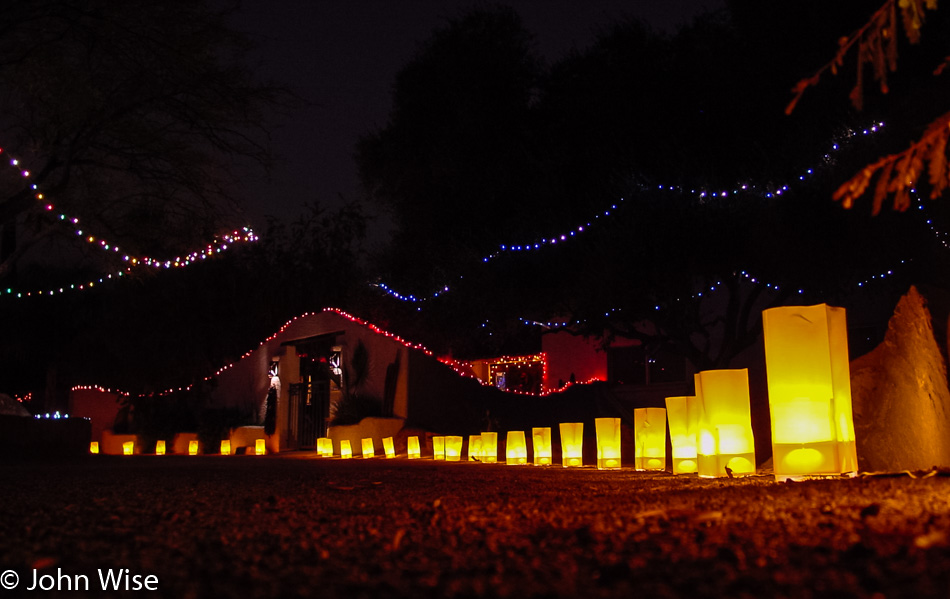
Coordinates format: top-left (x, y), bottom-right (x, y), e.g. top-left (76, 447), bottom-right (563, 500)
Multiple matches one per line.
top-left (851, 286), bottom-right (950, 472)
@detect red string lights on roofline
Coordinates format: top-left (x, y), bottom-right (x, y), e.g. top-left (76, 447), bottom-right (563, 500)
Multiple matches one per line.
top-left (71, 308), bottom-right (591, 400)
top-left (0, 146), bottom-right (258, 299)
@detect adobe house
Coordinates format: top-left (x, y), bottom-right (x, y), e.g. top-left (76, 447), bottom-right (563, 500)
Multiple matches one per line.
top-left (209, 309), bottom-right (487, 451)
top-left (243, 314), bottom-right (692, 453)
top-left (69, 309), bottom-right (667, 455)
top-left (209, 310), bottom-right (673, 453)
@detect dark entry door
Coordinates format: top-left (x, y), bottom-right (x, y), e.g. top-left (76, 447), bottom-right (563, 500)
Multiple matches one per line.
top-left (288, 380), bottom-right (327, 449)
top-left (290, 356), bottom-right (331, 449)
top-left (282, 332), bottom-right (344, 450)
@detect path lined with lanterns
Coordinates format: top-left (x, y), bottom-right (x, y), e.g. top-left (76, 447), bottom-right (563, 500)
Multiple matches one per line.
top-left (88, 303), bottom-right (861, 484)
top-left (67, 298), bottom-right (942, 598)
top-left (9, 446), bottom-right (949, 598)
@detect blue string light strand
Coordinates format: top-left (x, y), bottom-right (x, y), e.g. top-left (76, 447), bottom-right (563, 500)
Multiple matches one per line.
top-left (375, 122), bottom-right (888, 304)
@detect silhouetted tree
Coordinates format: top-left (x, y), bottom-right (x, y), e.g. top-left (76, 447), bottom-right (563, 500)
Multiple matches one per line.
top-left (359, 3), bottom-right (933, 373)
top-left (0, 0), bottom-right (281, 284)
top-left (356, 6), bottom-right (546, 292)
top-left (0, 0), bottom-right (287, 406)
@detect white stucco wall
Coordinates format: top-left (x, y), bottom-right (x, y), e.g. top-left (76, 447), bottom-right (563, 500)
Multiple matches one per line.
top-left (210, 310), bottom-right (412, 449)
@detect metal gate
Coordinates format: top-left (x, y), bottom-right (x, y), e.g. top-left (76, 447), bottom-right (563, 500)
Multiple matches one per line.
top-left (288, 382), bottom-right (328, 449)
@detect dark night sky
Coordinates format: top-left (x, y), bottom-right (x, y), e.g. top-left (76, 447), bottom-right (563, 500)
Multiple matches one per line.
top-left (230, 1), bottom-right (725, 244)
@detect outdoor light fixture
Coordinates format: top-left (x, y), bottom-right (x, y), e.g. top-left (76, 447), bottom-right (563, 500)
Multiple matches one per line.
top-left (89, 442), bottom-right (99, 454)
top-left (480, 432), bottom-right (498, 463)
top-left (220, 440), bottom-right (231, 455)
top-left (763, 304), bottom-right (858, 480)
top-left (340, 440), bottom-right (352, 459)
top-left (155, 440), bottom-right (166, 456)
top-left (383, 436), bottom-right (396, 459)
top-left (559, 422), bottom-right (584, 467)
top-left (532, 427), bottom-right (552, 465)
top-left (445, 436), bottom-right (463, 461)
top-left (122, 441), bottom-right (134, 456)
top-left (407, 436), bottom-right (421, 459)
top-left (433, 436), bottom-right (445, 460)
top-left (361, 437), bottom-right (375, 458)
top-left (255, 439), bottom-right (266, 455)
top-left (188, 440), bottom-right (199, 456)
top-left (317, 437), bottom-right (333, 457)
top-left (694, 369), bottom-right (756, 478)
top-left (634, 408), bottom-right (666, 471)
top-left (506, 431), bottom-right (528, 465)
top-left (665, 396), bottom-right (698, 474)
top-left (468, 435), bottom-right (482, 461)
top-left (595, 417), bottom-right (622, 470)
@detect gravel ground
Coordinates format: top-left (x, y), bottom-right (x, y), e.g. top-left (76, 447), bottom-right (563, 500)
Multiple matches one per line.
top-left (1, 455), bottom-right (949, 598)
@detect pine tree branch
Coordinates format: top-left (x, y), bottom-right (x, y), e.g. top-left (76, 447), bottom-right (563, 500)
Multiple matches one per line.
top-left (785, 0), bottom-right (936, 115)
top-left (834, 109), bottom-right (950, 212)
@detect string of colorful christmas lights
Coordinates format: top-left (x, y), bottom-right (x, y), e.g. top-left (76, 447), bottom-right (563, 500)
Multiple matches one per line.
top-left (2, 270), bottom-right (129, 299)
top-left (0, 146), bottom-right (258, 299)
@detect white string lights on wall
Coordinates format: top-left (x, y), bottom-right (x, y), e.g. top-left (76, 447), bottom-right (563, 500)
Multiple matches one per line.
top-left (0, 147), bottom-right (258, 299)
top-left (375, 122), bottom-right (893, 305)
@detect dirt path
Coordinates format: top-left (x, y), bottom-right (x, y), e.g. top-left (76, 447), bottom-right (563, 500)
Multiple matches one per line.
top-left (0, 455), bottom-right (948, 598)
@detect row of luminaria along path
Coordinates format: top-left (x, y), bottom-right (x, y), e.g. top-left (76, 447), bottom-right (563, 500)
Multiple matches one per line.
top-left (312, 304), bottom-right (857, 482)
top-left (96, 304), bottom-right (856, 483)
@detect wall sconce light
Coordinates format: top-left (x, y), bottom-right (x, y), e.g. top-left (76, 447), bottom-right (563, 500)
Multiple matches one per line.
top-left (445, 436), bottom-right (463, 461)
top-left (383, 436), bottom-right (396, 459)
top-left (317, 437), bottom-right (333, 457)
top-left (695, 369), bottom-right (756, 477)
top-left (122, 441), bottom-right (134, 456)
top-left (559, 422), bottom-right (584, 467)
top-left (480, 432), bottom-right (498, 463)
top-left (506, 431), bottom-right (528, 465)
top-left (407, 436), bottom-right (421, 459)
top-left (468, 435), bottom-right (482, 461)
top-left (155, 440), bottom-right (166, 456)
top-left (255, 439), bottom-right (266, 455)
top-left (665, 396), bottom-right (698, 474)
top-left (361, 437), bottom-right (375, 458)
top-left (89, 441), bottom-right (99, 454)
top-left (432, 436), bottom-right (445, 460)
top-left (595, 417), bottom-right (621, 470)
top-left (763, 304), bottom-right (858, 480)
top-left (340, 439), bottom-right (353, 459)
top-left (188, 440), bottom-right (199, 456)
top-left (532, 427), bottom-right (552, 465)
top-left (220, 440), bottom-right (231, 455)
top-left (634, 408), bottom-right (666, 471)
